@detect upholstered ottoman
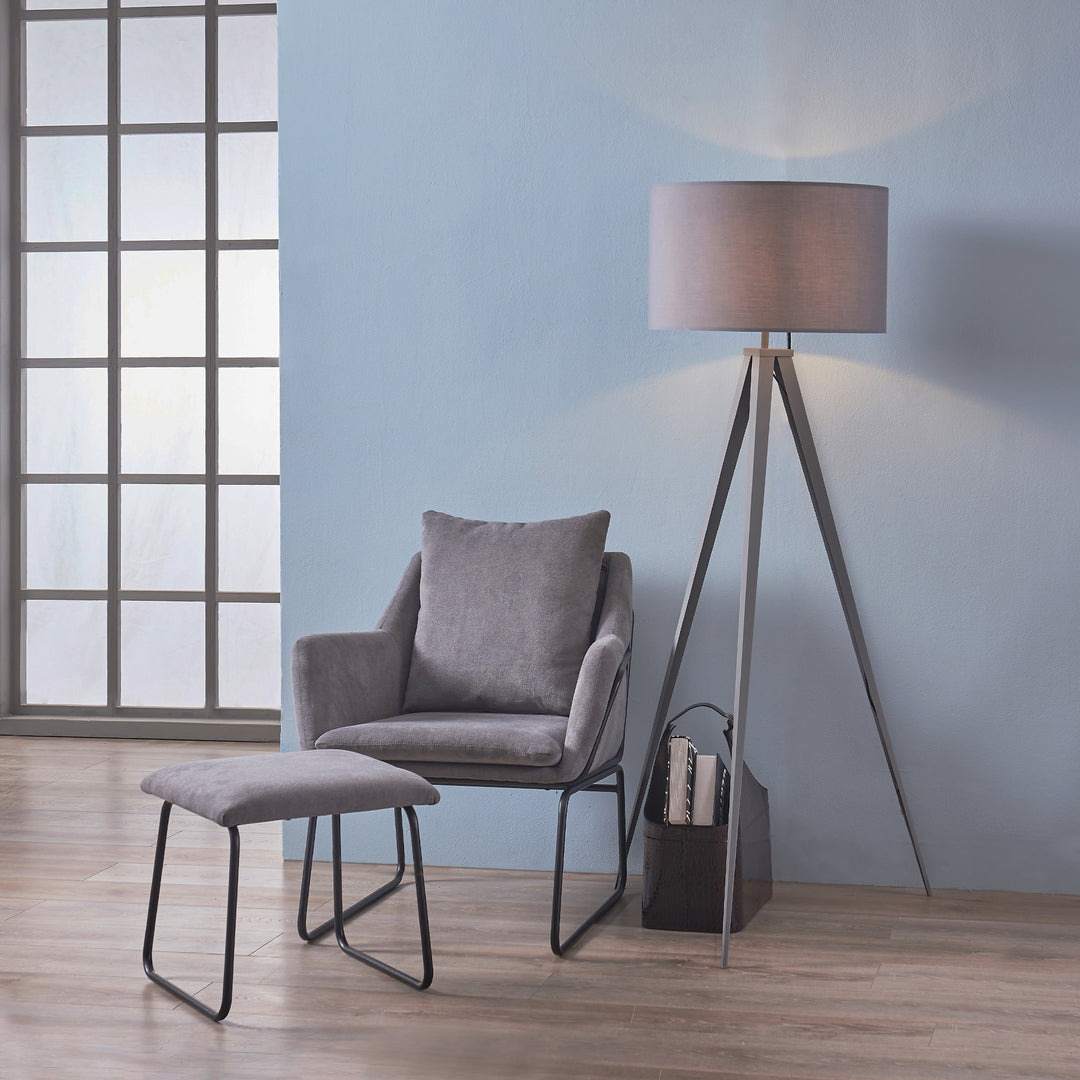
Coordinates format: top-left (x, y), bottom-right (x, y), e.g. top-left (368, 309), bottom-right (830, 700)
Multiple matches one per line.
top-left (140, 750), bottom-right (440, 1020)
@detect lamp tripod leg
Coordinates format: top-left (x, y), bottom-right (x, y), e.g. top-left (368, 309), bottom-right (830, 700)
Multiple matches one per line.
top-left (773, 355), bottom-right (931, 896)
top-left (721, 351), bottom-right (773, 968)
top-left (626, 357), bottom-right (753, 851)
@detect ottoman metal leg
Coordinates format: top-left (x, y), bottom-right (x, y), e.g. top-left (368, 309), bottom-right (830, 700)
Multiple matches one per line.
top-left (142, 802), bottom-right (241, 1022)
top-left (331, 808), bottom-right (434, 990)
top-left (296, 807), bottom-right (407, 942)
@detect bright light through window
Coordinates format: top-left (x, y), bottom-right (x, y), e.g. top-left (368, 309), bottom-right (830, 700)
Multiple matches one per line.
top-left (14, 5), bottom-right (280, 719)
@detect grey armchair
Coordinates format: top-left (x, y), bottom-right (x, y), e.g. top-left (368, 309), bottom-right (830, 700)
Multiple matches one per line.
top-left (292, 511), bottom-right (632, 955)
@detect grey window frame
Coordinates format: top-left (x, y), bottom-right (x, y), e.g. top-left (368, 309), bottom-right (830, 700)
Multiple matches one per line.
top-left (3, 0), bottom-right (279, 741)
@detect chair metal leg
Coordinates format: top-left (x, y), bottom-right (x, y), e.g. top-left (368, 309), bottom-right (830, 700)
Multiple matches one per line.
top-left (142, 801), bottom-right (240, 1022)
top-left (331, 809), bottom-right (433, 990)
top-left (550, 765), bottom-right (628, 956)
top-left (297, 807), bottom-right (407, 942)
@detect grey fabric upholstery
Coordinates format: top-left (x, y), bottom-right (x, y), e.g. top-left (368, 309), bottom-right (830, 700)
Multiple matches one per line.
top-left (140, 750), bottom-right (440, 827)
top-left (403, 510), bottom-right (610, 715)
top-left (293, 536), bottom-right (632, 957)
top-left (291, 632), bottom-right (405, 750)
top-left (293, 551), bottom-right (633, 787)
top-left (291, 554), bottom-right (422, 753)
top-left (316, 712), bottom-right (568, 766)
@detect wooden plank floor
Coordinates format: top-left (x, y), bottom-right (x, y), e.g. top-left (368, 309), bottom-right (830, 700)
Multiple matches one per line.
top-left (2, 736), bottom-right (1079, 1079)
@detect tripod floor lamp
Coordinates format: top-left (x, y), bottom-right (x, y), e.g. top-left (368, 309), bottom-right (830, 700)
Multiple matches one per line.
top-left (627, 181), bottom-right (931, 967)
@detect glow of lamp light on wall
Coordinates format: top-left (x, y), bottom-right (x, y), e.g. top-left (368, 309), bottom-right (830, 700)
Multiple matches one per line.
top-left (527, 0), bottom-right (1072, 158)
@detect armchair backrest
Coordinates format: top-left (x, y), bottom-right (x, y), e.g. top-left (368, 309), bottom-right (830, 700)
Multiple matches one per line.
top-left (377, 551), bottom-right (633, 718)
top-left (592, 552), bottom-right (633, 651)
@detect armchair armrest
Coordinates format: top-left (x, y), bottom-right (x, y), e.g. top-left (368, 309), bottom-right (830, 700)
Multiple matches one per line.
top-left (561, 632), bottom-right (630, 778)
top-left (291, 630), bottom-right (407, 750)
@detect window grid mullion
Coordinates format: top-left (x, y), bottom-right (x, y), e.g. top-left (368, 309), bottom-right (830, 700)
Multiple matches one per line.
top-left (24, 590), bottom-right (279, 604)
top-left (205, 0), bottom-right (220, 712)
top-left (14, 704), bottom-right (280, 720)
top-left (106, 0), bottom-right (122, 711)
top-left (20, 241), bottom-right (278, 253)
top-left (20, 123), bottom-right (277, 137)
top-left (20, 474), bottom-right (280, 484)
top-left (20, 4), bottom-right (277, 14)
top-left (10, 9), bottom-right (27, 706)
top-left (19, 357), bottom-right (279, 368)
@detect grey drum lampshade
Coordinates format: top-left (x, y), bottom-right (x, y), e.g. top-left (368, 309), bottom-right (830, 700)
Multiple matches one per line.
top-left (649, 181), bottom-right (888, 333)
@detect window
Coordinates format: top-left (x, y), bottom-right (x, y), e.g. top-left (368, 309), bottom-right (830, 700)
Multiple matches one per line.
top-left (6, 2), bottom-right (279, 729)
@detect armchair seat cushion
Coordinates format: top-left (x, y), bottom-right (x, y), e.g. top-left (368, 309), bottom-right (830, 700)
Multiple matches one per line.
top-left (315, 712), bottom-right (569, 767)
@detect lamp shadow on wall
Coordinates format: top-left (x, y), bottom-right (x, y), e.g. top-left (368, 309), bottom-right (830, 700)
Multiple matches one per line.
top-left (903, 224), bottom-right (1080, 440)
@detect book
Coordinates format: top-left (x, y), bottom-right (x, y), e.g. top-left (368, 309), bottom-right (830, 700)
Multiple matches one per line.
top-left (716, 761), bottom-right (730, 826)
top-left (665, 733), bottom-right (697, 825)
top-left (691, 754), bottom-right (732, 826)
top-left (643, 720), bottom-right (677, 825)
top-left (691, 754), bottom-right (718, 825)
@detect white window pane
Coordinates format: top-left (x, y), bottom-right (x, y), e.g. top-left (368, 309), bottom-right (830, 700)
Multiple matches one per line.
top-left (121, 251), bottom-right (205, 357)
top-left (219, 368), bottom-right (279, 474)
top-left (25, 485), bottom-right (108, 590)
top-left (24, 369), bottom-right (108, 474)
top-left (219, 15), bottom-right (277, 122)
top-left (121, 485), bottom-right (205, 591)
top-left (121, 368), bottom-right (205, 474)
top-left (122, 134), bottom-right (205, 241)
top-left (26, 601), bottom-right (107, 706)
top-left (219, 487), bottom-right (279, 592)
top-left (121, 601), bottom-right (204, 707)
top-left (219, 603), bottom-right (280, 708)
top-left (121, 17), bottom-right (204, 124)
top-left (219, 251), bottom-right (278, 357)
top-left (29, 1), bottom-right (106, 7)
top-left (25, 137), bottom-right (108, 243)
top-left (219, 133), bottom-right (277, 240)
top-left (25, 21), bottom-right (107, 126)
top-left (25, 253), bottom-right (108, 359)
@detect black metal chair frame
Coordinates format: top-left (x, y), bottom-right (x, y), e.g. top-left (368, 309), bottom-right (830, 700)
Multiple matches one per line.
top-left (428, 637), bottom-right (632, 957)
top-left (143, 801), bottom-right (432, 1022)
top-left (549, 626), bottom-right (632, 953)
top-left (548, 760), bottom-right (627, 955)
top-left (294, 767), bottom-right (627, 962)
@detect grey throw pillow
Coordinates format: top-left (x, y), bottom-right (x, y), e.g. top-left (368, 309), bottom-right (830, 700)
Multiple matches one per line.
top-left (402, 510), bottom-right (610, 715)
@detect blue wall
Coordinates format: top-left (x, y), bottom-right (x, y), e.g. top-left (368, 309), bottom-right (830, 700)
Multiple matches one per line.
top-left (280, 1), bottom-right (1080, 891)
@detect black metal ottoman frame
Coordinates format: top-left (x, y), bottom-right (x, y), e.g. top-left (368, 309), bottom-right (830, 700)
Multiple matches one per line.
top-left (297, 808), bottom-right (433, 988)
top-left (143, 802), bottom-right (433, 1022)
